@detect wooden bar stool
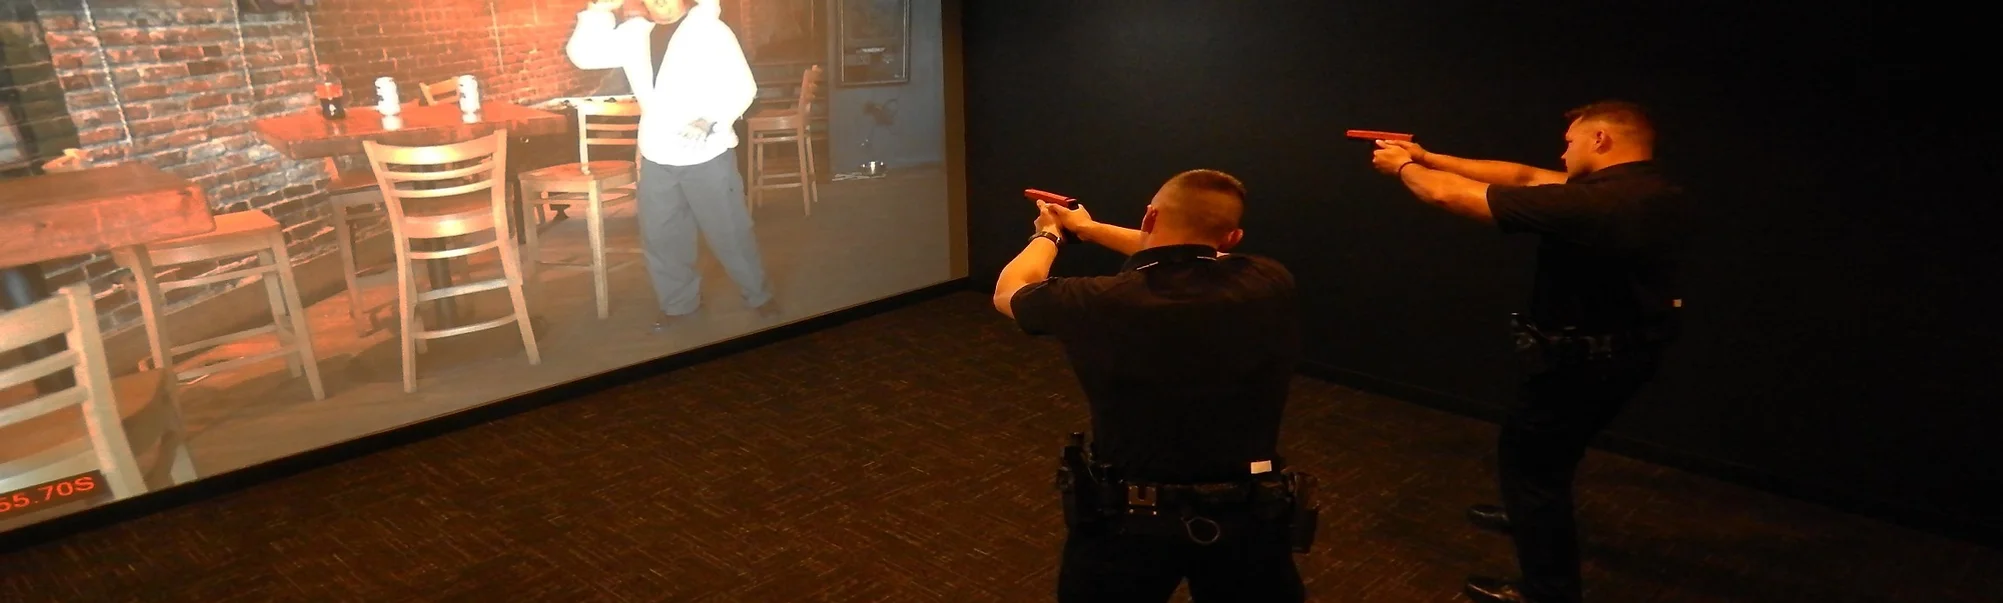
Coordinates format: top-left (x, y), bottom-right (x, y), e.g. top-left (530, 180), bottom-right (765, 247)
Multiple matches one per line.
top-left (362, 130), bottom-right (540, 394)
top-left (112, 209), bottom-right (326, 401)
top-left (338, 87), bottom-right (470, 334)
top-left (518, 99), bottom-right (642, 319)
top-left (419, 78), bottom-right (459, 106)
top-left (746, 65), bottom-right (821, 215)
top-left (328, 156), bottom-right (390, 335)
top-left (0, 284), bottom-right (196, 505)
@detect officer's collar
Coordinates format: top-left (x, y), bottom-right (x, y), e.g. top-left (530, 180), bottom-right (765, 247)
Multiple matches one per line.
top-left (1576, 160), bottom-right (1656, 183)
top-left (1122, 244), bottom-right (1221, 273)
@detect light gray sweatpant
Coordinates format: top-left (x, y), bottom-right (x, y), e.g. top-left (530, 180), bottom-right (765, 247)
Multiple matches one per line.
top-left (637, 149), bottom-right (772, 315)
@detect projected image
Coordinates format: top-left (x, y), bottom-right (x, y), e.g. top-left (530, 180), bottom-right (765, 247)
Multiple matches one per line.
top-left (0, 0), bottom-right (955, 531)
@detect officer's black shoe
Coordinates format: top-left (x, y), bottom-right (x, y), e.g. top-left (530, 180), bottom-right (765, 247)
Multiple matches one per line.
top-left (1466, 504), bottom-right (1512, 534)
top-left (1463, 575), bottom-right (1534, 603)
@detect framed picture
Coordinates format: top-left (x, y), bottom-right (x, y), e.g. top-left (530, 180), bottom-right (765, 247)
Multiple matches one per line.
top-left (834, 0), bottom-right (910, 87)
top-left (238, 0), bottom-right (317, 12)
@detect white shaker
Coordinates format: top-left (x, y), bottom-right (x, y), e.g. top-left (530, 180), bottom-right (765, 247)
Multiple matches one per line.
top-left (457, 75), bottom-right (481, 115)
top-left (375, 77), bottom-right (401, 116)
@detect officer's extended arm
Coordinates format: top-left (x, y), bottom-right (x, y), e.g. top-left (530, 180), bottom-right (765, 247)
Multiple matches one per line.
top-left (993, 231), bottom-right (1063, 319)
top-left (1072, 222), bottom-right (1146, 257)
top-left (1422, 153), bottom-right (1568, 186)
top-left (1397, 163), bottom-right (1495, 223)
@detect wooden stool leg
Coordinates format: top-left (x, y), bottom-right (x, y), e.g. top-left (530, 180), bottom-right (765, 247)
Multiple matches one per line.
top-left (269, 234), bottom-right (325, 401)
top-left (256, 250), bottom-right (301, 378)
top-left (112, 248), bottom-right (175, 384)
top-left (394, 241), bottom-right (420, 393)
top-left (496, 227), bottom-right (541, 366)
top-left (804, 129), bottom-right (819, 209)
top-left (521, 186), bottom-right (544, 313)
top-left (332, 204), bottom-right (370, 336)
top-left (795, 134), bottom-right (812, 216)
top-left (587, 185), bottom-right (610, 320)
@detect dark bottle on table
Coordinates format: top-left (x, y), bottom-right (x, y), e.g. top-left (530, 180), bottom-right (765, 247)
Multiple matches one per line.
top-left (316, 65), bottom-right (346, 119)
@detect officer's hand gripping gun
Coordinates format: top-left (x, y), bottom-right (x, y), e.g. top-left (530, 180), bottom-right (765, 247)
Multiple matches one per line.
top-left (1024, 189), bottom-right (1083, 245)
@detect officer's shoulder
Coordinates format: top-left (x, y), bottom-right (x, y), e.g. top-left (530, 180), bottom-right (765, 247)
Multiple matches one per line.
top-left (1222, 253), bottom-right (1297, 284)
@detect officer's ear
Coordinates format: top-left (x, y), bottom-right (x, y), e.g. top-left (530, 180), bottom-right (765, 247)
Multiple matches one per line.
top-left (1219, 228), bottom-right (1244, 252)
top-left (1140, 205), bottom-right (1159, 234)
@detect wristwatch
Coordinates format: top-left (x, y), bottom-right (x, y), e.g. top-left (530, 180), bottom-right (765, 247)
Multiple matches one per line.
top-left (1029, 231), bottom-right (1062, 247)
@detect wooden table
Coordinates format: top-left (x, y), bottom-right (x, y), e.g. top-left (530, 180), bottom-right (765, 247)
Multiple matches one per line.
top-left (0, 163), bottom-right (212, 267)
top-left (253, 102), bottom-right (569, 160)
top-left (253, 102), bottom-right (566, 329)
top-left (0, 163), bottom-right (213, 393)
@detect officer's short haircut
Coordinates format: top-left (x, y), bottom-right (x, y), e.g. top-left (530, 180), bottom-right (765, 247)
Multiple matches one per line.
top-left (1565, 100), bottom-right (1656, 146)
top-left (1169, 169), bottom-right (1245, 203)
top-left (1162, 169), bottom-right (1246, 237)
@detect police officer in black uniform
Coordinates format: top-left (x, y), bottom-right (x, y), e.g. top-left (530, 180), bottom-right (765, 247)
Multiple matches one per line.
top-left (1370, 100), bottom-right (1690, 603)
top-left (992, 169), bottom-right (1315, 602)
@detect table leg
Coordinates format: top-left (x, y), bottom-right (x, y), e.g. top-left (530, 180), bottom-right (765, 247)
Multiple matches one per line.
top-left (0, 264), bottom-right (79, 393)
top-left (422, 238), bottom-right (458, 328)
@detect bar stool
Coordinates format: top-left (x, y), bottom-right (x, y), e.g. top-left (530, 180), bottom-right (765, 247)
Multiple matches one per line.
top-left (0, 284), bottom-right (196, 501)
top-left (111, 210), bottom-right (326, 401)
top-left (362, 130), bottom-right (540, 394)
top-left (746, 65), bottom-right (821, 215)
top-left (519, 99), bottom-right (642, 319)
top-left (419, 78), bottom-right (459, 106)
top-left (328, 157), bottom-right (389, 335)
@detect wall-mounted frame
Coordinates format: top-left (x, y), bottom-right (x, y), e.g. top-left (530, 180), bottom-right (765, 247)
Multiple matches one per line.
top-left (834, 0), bottom-right (910, 87)
top-left (237, 0), bottom-right (318, 12)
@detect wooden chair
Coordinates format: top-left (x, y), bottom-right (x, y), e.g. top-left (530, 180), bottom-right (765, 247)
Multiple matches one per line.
top-left (745, 65), bottom-right (821, 215)
top-left (517, 100), bottom-right (643, 320)
top-left (112, 210), bottom-right (327, 401)
top-left (336, 90), bottom-right (466, 334)
top-left (0, 284), bottom-right (196, 508)
top-left (362, 130), bottom-right (540, 394)
top-left (419, 78), bottom-right (459, 106)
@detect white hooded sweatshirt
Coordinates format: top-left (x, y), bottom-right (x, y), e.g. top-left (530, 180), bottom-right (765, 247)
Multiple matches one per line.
top-left (564, 0), bottom-right (756, 167)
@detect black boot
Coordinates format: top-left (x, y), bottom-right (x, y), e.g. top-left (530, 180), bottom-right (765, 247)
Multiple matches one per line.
top-left (1464, 575), bottom-right (1532, 603)
top-left (1466, 504), bottom-right (1511, 534)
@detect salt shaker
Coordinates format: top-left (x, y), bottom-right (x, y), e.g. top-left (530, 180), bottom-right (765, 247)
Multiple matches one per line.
top-left (457, 75), bottom-right (481, 115)
top-left (375, 77), bottom-right (401, 116)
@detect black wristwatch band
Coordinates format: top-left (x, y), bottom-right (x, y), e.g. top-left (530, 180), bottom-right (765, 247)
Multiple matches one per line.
top-left (1029, 231), bottom-right (1062, 246)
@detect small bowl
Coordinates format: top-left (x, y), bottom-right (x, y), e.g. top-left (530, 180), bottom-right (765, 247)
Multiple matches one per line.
top-left (860, 161), bottom-right (888, 177)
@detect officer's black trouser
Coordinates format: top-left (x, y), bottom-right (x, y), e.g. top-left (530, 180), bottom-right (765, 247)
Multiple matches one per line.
top-left (1499, 349), bottom-right (1659, 603)
top-left (1058, 507), bottom-right (1303, 602)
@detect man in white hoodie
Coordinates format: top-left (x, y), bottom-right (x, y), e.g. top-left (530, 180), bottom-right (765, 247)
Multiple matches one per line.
top-left (567, 0), bottom-right (774, 329)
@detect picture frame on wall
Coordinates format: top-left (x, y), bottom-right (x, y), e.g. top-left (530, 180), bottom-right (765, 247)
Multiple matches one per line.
top-left (237, 0), bottom-right (317, 11)
top-left (835, 0), bottom-right (910, 87)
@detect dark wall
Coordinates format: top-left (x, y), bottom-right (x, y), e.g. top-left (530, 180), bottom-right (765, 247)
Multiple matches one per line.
top-left (961, 1), bottom-right (2002, 542)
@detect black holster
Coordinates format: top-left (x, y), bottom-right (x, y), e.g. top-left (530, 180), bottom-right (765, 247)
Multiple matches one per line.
top-left (1284, 469), bottom-right (1319, 554)
top-left (1510, 312), bottom-right (1677, 376)
top-left (1056, 432), bottom-right (1109, 530)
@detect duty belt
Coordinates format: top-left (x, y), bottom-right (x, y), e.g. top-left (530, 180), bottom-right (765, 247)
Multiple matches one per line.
top-left (1511, 313), bottom-right (1676, 364)
top-left (1056, 433), bottom-right (1317, 551)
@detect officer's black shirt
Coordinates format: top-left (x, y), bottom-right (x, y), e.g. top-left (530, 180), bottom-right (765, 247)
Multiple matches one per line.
top-left (1487, 161), bottom-right (1691, 333)
top-left (1011, 244), bottom-right (1301, 484)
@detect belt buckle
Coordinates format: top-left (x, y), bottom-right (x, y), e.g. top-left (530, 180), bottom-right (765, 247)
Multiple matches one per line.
top-left (1126, 484), bottom-right (1159, 516)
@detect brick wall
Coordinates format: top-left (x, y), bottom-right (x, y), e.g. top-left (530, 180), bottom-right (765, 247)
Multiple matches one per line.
top-left (18, 0), bottom-right (781, 338)
top-left (31, 0), bottom-right (328, 330)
